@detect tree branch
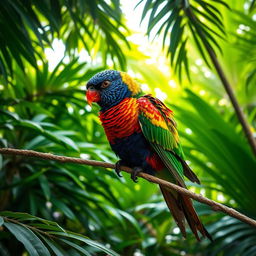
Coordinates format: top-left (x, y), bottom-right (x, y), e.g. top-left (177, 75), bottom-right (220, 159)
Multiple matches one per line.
top-left (1, 147), bottom-right (256, 228)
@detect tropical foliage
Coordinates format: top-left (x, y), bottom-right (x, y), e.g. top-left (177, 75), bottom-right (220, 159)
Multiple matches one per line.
top-left (0, 0), bottom-right (256, 255)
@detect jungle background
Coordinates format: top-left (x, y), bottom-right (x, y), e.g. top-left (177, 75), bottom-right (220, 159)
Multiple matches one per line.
top-left (0, 0), bottom-right (256, 255)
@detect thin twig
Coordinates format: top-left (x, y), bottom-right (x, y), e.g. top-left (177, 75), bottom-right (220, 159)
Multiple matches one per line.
top-left (1, 148), bottom-right (256, 228)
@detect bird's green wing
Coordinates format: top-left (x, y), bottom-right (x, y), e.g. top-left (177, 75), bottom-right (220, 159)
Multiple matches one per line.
top-left (138, 95), bottom-right (200, 184)
top-left (138, 95), bottom-right (211, 241)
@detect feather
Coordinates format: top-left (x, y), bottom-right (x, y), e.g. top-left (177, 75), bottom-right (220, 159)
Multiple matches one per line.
top-left (160, 185), bottom-right (186, 237)
top-left (176, 153), bottom-right (201, 184)
top-left (138, 95), bottom-right (212, 241)
top-left (180, 194), bottom-right (212, 241)
top-left (160, 183), bottom-right (212, 241)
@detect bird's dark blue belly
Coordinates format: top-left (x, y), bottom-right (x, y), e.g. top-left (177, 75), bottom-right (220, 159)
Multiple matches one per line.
top-left (110, 132), bottom-right (155, 174)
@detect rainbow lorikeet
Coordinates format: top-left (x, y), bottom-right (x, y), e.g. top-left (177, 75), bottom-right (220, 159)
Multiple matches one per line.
top-left (86, 70), bottom-right (211, 241)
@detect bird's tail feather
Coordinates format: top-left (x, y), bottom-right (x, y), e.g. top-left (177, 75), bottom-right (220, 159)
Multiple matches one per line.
top-left (174, 153), bottom-right (201, 184)
top-left (160, 186), bottom-right (186, 237)
top-left (159, 185), bottom-right (212, 241)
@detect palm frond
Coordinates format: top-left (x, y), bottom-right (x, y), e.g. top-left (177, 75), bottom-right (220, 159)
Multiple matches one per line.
top-left (139, 0), bottom-right (229, 80)
top-left (0, 0), bottom-right (129, 81)
top-left (0, 211), bottom-right (119, 256)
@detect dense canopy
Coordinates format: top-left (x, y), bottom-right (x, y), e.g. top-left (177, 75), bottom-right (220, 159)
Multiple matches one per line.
top-left (0, 0), bottom-right (256, 255)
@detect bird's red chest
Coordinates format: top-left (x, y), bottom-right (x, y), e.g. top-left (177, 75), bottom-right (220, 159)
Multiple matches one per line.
top-left (99, 98), bottom-right (141, 143)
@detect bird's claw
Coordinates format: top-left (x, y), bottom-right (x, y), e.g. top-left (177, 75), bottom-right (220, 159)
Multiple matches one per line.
top-left (115, 160), bottom-right (123, 178)
top-left (131, 167), bottom-right (143, 183)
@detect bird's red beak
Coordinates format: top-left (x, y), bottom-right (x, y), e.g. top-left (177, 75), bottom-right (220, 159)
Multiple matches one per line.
top-left (86, 89), bottom-right (101, 106)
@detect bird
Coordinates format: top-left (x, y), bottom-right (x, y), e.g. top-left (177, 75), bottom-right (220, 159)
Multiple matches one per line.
top-left (86, 69), bottom-right (212, 241)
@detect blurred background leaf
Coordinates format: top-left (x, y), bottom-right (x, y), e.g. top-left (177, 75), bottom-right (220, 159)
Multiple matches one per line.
top-left (0, 0), bottom-right (129, 81)
top-left (0, 0), bottom-right (256, 255)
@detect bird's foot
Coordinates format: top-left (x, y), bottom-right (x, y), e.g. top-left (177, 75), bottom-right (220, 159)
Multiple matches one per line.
top-left (131, 167), bottom-right (143, 183)
top-left (115, 160), bottom-right (123, 178)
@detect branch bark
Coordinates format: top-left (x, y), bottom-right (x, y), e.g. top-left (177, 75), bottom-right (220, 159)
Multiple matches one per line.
top-left (1, 148), bottom-right (256, 228)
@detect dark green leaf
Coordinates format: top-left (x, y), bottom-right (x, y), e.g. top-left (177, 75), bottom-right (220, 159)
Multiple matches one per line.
top-left (4, 222), bottom-right (51, 256)
top-left (0, 216), bottom-right (4, 226)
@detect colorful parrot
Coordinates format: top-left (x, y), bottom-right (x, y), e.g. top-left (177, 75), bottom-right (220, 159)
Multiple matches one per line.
top-left (86, 70), bottom-right (212, 241)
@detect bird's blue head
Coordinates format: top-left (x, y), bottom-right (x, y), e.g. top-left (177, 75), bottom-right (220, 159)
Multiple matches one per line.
top-left (86, 70), bottom-right (141, 111)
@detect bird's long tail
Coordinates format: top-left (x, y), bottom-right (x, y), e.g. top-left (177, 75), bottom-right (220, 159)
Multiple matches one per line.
top-left (160, 185), bottom-right (212, 241)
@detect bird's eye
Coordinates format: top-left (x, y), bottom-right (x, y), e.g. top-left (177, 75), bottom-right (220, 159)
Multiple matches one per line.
top-left (101, 80), bottom-right (111, 89)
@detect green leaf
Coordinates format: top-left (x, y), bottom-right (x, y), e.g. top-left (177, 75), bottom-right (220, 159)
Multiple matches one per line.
top-left (60, 168), bottom-right (85, 190)
top-left (118, 210), bottom-right (143, 237)
top-left (18, 120), bottom-right (44, 133)
top-left (0, 169), bottom-right (47, 190)
top-left (30, 223), bottom-right (64, 232)
top-left (0, 212), bottom-right (65, 231)
top-left (0, 211), bottom-right (35, 219)
top-left (60, 239), bottom-right (91, 256)
top-left (0, 216), bottom-right (4, 226)
top-left (0, 110), bottom-right (20, 121)
top-left (0, 154), bottom-right (2, 170)
top-left (4, 222), bottom-right (51, 256)
top-left (49, 231), bottom-right (120, 256)
top-left (39, 174), bottom-right (51, 200)
top-left (51, 198), bottom-right (76, 220)
top-left (49, 131), bottom-right (79, 152)
top-left (40, 236), bottom-right (67, 256)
